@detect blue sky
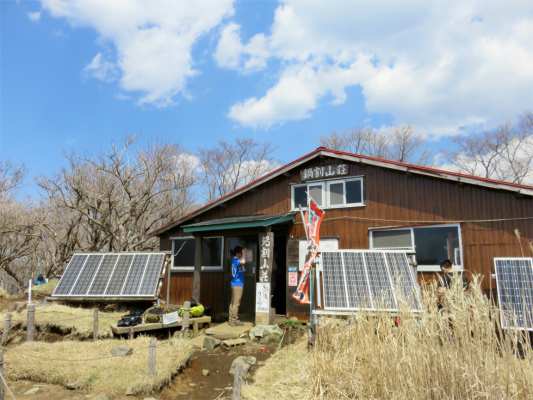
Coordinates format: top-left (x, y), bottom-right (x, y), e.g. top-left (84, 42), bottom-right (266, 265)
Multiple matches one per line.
top-left (1, 0), bottom-right (532, 197)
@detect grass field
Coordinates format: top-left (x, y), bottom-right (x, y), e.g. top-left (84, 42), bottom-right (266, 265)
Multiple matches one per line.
top-left (244, 275), bottom-right (533, 400)
top-left (0, 304), bottom-right (123, 339)
top-left (4, 336), bottom-right (193, 398)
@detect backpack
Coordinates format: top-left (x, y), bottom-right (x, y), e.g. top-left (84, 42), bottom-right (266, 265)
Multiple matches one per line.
top-left (143, 306), bottom-right (166, 323)
top-left (117, 311), bottom-right (142, 327)
top-left (178, 304), bottom-right (204, 317)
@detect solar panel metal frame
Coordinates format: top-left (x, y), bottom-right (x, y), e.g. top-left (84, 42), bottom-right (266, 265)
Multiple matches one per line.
top-left (494, 257), bottom-right (533, 331)
top-left (51, 252), bottom-right (167, 298)
top-left (319, 249), bottom-right (422, 312)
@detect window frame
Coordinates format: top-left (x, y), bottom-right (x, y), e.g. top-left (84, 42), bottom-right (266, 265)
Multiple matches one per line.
top-left (291, 176), bottom-right (365, 210)
top-left (369, 223), bottom-right (463, 272)
top-left (170, 236), bottom-right (224, 272)
top-left (326, 177), bottom-right (365, 208)
top-left (291, 181), bottom-right (325, 209)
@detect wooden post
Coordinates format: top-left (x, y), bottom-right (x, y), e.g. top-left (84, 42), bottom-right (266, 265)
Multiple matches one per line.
top-left (26, 304), bottom-right (35, 342)
top-left (182, 301), bottom-right (190, 338)
top-left (148, 338), bottom-right (156, 376)
top-left (0, 349), bottom-right (4, 400)
top-left (192, 236), bottom-right (202, 302)
top-left (232, 364), bottom-right (243, 400)
top-left (129, 326), bottom-right (134, 340)
top-left (93, 308), bottom-right (98, 341)
top-left (193, 320), bottom-right (199, 337)
top-left (2, 314), bottom-right (11, 346)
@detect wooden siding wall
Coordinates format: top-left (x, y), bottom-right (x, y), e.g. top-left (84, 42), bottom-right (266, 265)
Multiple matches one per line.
top-left (160, 156), bottom-right (533, 308)
top-left (160, 272), bottom-right (224, 311)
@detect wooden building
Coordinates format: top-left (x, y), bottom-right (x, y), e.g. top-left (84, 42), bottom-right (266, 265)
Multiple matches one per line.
top-left (152, 147), bottom-right (533, 321)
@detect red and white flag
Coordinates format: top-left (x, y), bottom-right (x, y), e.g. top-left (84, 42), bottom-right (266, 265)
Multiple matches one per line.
top-left (293, 198), bottom-right (324, 304)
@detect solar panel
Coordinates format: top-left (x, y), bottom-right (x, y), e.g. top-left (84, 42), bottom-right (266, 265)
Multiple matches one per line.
top-left (319, 250), bottom-right (421, 312)
top-left (53, 254), bottom-right (88, 296)
top-left (71, 254), bottom-right (103, 295)
top-left (88, 255), bottom-right (118, 295)
top-left (138, 254), bottom-right (166, 295)
top-left (494, 258), bottom-right (533, 331)
top-left (122, 255), bottom-right (149, 295)
top-left (52, 252), bottom-right (167, 299)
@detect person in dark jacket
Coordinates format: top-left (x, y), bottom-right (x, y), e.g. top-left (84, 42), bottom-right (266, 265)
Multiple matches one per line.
top-left (437, 259), bottom-right (469, 294)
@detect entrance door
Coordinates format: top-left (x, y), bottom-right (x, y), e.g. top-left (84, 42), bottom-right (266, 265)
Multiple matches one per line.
top-left (225, 236), bottom-right (258, 321)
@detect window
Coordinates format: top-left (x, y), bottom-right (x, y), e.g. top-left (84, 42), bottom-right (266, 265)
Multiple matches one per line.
top-left (370, 224), bottom-right (462, 272)
top-left (292, 177), bottom-right (363, 209)
top-left (171, 236), bottom-right (224, 271)
top-left (292, 182), bottom-right (325, 208)
top-left (327, 178), bottom-right (364, 207)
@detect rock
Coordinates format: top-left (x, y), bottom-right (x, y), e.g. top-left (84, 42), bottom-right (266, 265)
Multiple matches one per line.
top-left (93, 395), bottom-right (110, 400)
top-left (289, 316), bottom-right (299, 322)
top-left (229, 356), bottom-right (257, 375)
top-left (125, 386), bottom-right (134, 396)
top-left (259, 333), bottom-right (282, 344)
top-left (248, 325), bottom-right (283, 339)
top-left (24, 387), bottom-right (41, 395)
top-left (188, 336), bottom-right (206, 349)
top-left (109, 345), bottom-right (133, 357)
top-left (202, 369), bottom-right (210, 376)
top-left (203, 336), bottom-right (222, 350)
top-left (67, 380), bottom-right (82, 390)
top-left (188, 383), bottom-right (196, 387)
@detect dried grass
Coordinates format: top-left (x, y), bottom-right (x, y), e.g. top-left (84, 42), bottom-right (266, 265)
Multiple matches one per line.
top-left (0, 304), bottom-right (123, 339)
top-left (29, 280), bottom-right (58, 296)
top-left (4, 336), bottom-right (192, 398)
top-left (245, 275), bottom-right (533, 400)
top-left (0, 288), bottom-right (16, 299)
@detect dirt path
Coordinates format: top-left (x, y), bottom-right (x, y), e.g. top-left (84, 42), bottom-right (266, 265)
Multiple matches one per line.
top-left (3, 340), bottom-right (278, 400)
top-left (1, 295), bottom-right (283, 399)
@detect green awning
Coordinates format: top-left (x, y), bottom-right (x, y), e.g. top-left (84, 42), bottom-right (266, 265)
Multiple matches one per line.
top-left (182, 213), bottom-right (295, 233)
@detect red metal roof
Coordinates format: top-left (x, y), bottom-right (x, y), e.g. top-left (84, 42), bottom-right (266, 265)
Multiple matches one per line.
top-left (150, 147), bottom-right (533, 236)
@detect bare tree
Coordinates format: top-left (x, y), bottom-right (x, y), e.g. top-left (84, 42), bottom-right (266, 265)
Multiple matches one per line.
top-left (37, 135), bottom-right (198, 264)
top-left (197, 139), bottom-right (279, 202)
top-left (0, 161), bottom-right (41, 288)
top-left (319, 124), bottom-right (434, 166)
top-left (443, 111), bottom-right (533, 184)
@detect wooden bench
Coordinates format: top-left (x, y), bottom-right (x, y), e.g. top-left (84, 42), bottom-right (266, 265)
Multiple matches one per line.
top-left (110, 315), bottom-right (211, 337)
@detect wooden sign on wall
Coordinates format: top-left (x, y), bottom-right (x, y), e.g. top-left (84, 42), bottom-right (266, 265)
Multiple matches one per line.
top-left (256, 232), bottom-right (274, 325)
top-left (300, 164), bottom-right (348, 181)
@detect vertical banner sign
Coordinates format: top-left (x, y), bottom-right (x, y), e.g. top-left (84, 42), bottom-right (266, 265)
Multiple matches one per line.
top-left (256, 232), bottom-right (274, 324)
top-left (293, 199), bottom-right (324, 304)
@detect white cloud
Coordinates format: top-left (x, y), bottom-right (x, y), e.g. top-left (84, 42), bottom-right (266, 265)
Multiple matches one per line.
top-left (219, 1), bottom-right (533, 134)
top-left (28, 11), bottom-right (42, 22)
top-left (214, 22), bottom-right (268, 72)
top-left (40, 0), bottom-right (235, 107)
top-left (83, 52), bottom-right (117, 82)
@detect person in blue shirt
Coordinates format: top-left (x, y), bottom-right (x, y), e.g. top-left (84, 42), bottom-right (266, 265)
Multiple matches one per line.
top-left (229, 246), bottom-right (246, 326)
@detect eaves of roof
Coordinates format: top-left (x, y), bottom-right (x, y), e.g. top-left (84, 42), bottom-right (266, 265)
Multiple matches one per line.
top-left (150, 147), bottom-right (533, 237)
